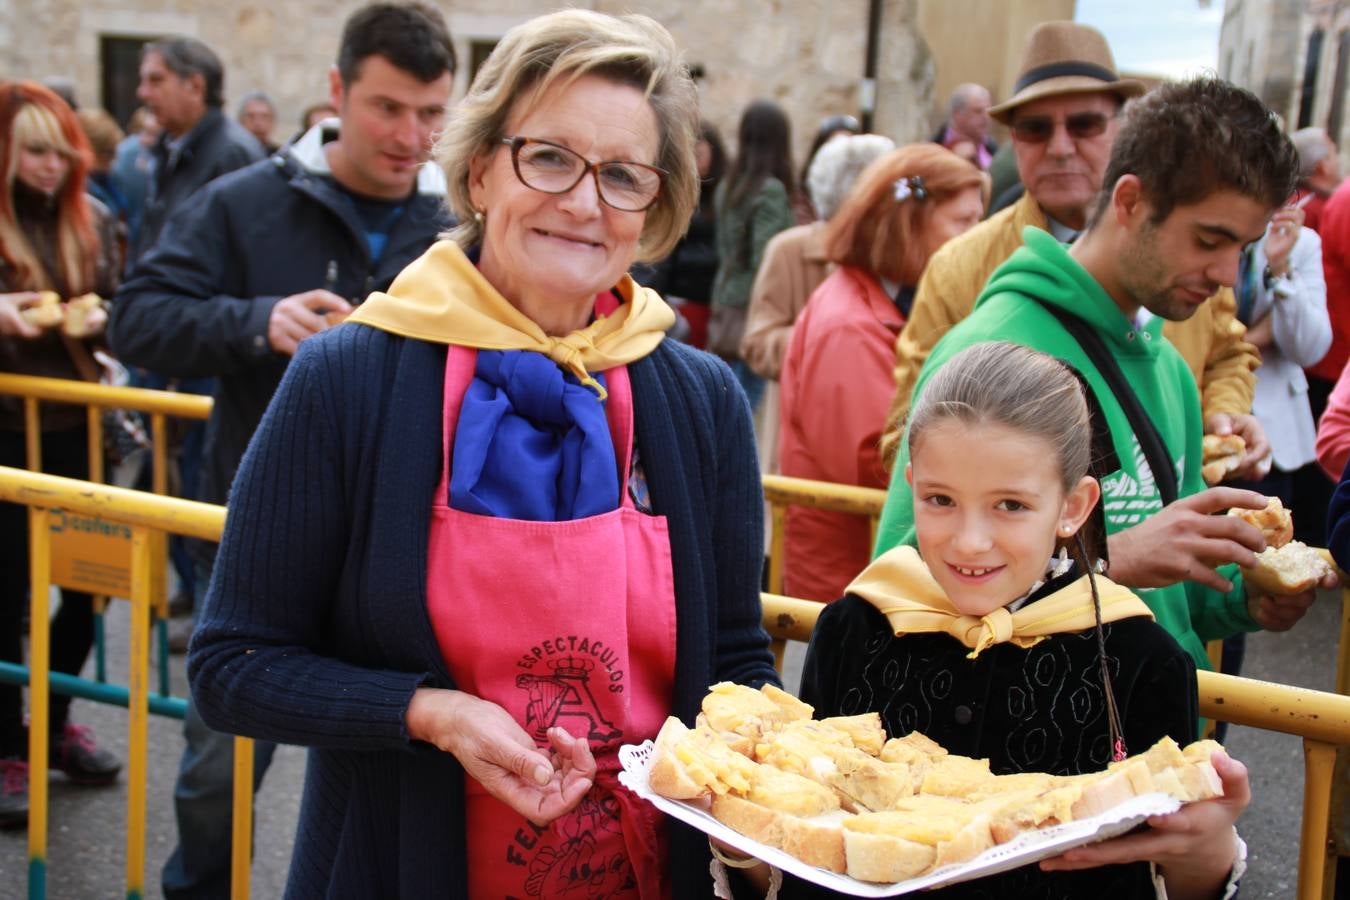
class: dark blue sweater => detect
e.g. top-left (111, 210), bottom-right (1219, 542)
top-left (1329, 458), bottom-right (1350, 572)
top-left (188, 324), bottom-right (778, 898)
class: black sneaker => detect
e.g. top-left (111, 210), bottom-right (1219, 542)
top-left (0, 758), bottom-right (27, 828)
top-left (167, 590), bottom-right (194, 619)
top-left (49, 724), bottom-right (121, 786)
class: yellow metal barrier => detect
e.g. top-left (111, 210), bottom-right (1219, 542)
top-left (6, 461), bottom-right (1350, 897)
top-left (0, 373), bottom-right (216, 696)
top-left (0, 467), bottom-right (233, 900)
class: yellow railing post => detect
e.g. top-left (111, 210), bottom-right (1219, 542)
top-left (27, 507), bottom-right (51, 895)
top-left (23, 397), bottom-right (40, 472)
top-left (231, 737), bottom-right (254, 900)
top-left (125, 526), bottom-right (153, 898)
top-left (1305, 740), bottom-right (1338, 900)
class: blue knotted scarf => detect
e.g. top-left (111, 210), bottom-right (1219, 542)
top-left (449, 349), bottom-right (618, 521)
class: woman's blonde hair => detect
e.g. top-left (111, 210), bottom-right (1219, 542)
top-left (437, 9), bottom-right (699, 262)
top-left (0, 82), bottom-right (98, 294)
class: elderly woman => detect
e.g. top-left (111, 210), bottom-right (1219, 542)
top-left (778, 144), bottom-right (986, 604)
top-left (740, 133), bottom-right (896, 382)
top-left (188, 11), bottom-right (776, 897)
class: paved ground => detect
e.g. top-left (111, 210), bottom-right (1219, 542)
top-left (0, 588), bottom-right (1342, 898)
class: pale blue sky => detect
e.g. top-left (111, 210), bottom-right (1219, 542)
top-left (1076, 0), bottom-right (1223, 79)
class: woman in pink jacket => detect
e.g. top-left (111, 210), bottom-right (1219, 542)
top-left (779, 144), bottom-right (985, 603)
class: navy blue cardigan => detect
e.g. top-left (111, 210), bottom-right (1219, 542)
top-left (188, 324), bottom-right (779, 898)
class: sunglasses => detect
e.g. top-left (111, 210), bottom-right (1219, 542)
top-left (1010, 111), bottom-right (1113, 144)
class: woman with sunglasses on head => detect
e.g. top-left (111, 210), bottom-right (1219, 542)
top-left (186, 11), bottom-right (778, 897)
top-left (0, 82), bottom-right (123, 827)
top-left (779, 144), bottom-right (986, 605)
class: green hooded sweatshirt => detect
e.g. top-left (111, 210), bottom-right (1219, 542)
top-left (874, 227), bottom-right (1257, 672)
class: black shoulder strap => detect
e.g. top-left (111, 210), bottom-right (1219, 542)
top-left (1035, 302), bottom-right (1179, 506)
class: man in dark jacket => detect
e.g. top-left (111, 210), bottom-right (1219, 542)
top-left (133, 36), bottom-right (264, 262)
top-left (109, 4), bottom-right (456, 897)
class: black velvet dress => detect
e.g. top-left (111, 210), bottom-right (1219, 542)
top-left (779, 568), bottom-right (1198, 900)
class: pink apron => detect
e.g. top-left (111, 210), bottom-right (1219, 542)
top-left (427, 341), bottom-right (677, 900)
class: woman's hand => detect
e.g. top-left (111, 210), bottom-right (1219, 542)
top-left (405, 687), bottom-right (595, 825)
top-left (0, 292), bottom-right (42, 339)
top-left (1040, 750), bottom-right (1249, 900)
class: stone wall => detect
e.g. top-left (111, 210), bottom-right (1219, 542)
top-left (0, 0), bottom-right (938, 174)
top-left (916, 0), bottom-right (1075, 128)
top-left (1220, 0), bottom-right (1350, 170)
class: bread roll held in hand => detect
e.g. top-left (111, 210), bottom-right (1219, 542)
top-left (1202, 434), bottom-right (1246, 485)
top-left (20, 290), bottom-right (63, 328)
top-left (1229, 498), bottom-right (1332, 594)
top-left (62, 293), bottom-right (105, 338)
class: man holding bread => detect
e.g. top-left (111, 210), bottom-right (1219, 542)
top-left (108, 4), bottom-right (456, 896)
top-left (882, 22), bottom-right (1268, 482)
top-left (876, 76), bottom-right (1333, 677)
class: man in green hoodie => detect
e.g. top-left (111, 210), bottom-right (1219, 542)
top-left (875, 77), bottom-right (1331, 674)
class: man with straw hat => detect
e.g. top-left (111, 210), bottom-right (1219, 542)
top-left (882, 21), bottom-right (1266, 483)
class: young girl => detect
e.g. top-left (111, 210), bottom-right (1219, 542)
top-left (783, 341), bottom-right (1212, 898)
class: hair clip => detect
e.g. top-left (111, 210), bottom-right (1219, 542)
top-left (893, 175), bottom-right (928, 202)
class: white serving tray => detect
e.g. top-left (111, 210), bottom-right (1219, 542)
top-left (618, 741), bottom-right (1179, 897)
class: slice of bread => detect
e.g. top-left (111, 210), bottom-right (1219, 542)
top-left (701, 682), bottom-right (813, 746)
top-left (755, 720), bottom-right (915, 812)
top-left (880, 731), bottom-right (949, 765)
top-left (819, 713), bottom-right (887, 756)
top-left (1202, 434), bottom-right (1246, 485)
top-left (648, 717), bottom-right (704, 799)
top-left (21, 290), bottom-right (64, 328)
top-left (1228, 496), bottom-right (1294, 549)
top-left (919, 754), bottom-right (995, 798)
top-left (62, 292), bottom-right (103, 338)
top-left (1242, 540), bottom-right (1333, 595)
top-left (648, 717), bottom-right (756, 798)
top-left (710, 793), bottom-right (849, 873)
top-left (841, 818), bottom-right (936, 883)
top-left (846, 798), bottom-right (994, 878)
top-left (745, 760), bottom-right (841, 817)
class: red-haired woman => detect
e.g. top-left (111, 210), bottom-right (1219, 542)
top-left (779, 144), bottom-right (986, 604)
top-left (0, 81), bottom-right (122, 827)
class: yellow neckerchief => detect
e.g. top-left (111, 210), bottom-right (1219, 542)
top-left (846, 545), bottom-right (1154, 659)
top-left (346, 240), bottom-right (675, 399)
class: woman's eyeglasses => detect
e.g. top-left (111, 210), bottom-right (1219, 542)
top-left (500, 136), bottom-right (666, 212)
top-left (1009, 111), bottom-right (1113, 144)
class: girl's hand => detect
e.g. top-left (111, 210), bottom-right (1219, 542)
top-left (0, 292), bottom-right (42, 339)
top-left (1040, 751), bottom-right (1249, 900)
top-left (405, 687), bottom-right (595, 825)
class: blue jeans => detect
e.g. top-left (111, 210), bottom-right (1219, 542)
top-left (128, 370), bottom-right (213, 600)
top-left (161, 563), bottom-right (277, 900)
top-left (729, 359), bottom-right (764, 415)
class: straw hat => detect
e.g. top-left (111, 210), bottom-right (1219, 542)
top-left (989, 21), bottom-right (1147, 124)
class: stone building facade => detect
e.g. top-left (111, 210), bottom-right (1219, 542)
top-left (0, 0), bottom-right (938, 169)
top-left (1219, 0), bottom-right (1350, 164)
top-left (0, 0), bottom-right (1091, 170)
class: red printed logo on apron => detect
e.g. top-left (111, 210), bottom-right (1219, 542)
top-left (426, 343), bottom-right (676, 899)
top-left (517, 646), bottom-right (624, 744)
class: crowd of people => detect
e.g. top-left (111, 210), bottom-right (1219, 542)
top-left (3, 2), bottom-right (1350, 898)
